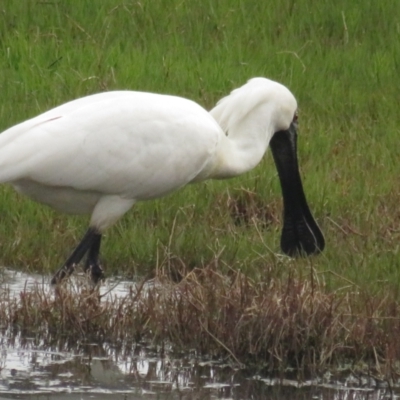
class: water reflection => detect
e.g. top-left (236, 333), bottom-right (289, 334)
top-left (0, 267), bottom-right (136, 301)
top-left (1, 337), bottom-right (397, 399)
top-left (0, 268), bottom-right (398, 399)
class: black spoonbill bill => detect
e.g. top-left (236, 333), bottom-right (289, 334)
top-left (0, 78), bottom-right (324, 284)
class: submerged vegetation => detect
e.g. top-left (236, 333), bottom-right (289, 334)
top-left (0, 0), bottom-right (400, 373)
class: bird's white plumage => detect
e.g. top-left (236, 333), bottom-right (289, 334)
top-left (0, 78), bottom-right (297, 232)
top-left (211, 78), bottom-right (297, 133)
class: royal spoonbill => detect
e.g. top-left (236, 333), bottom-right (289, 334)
top-left (0, 77), bottom-right (324, 284)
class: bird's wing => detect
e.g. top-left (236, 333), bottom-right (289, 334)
top-left (0, 91), bottom-right (221, 199)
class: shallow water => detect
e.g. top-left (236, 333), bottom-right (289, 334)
top-left (0, 268), bottom-right (399, 400)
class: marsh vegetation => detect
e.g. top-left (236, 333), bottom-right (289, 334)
top-left (0, 0), bottom-right (400, 377)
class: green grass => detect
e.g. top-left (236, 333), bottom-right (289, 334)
top-left (0, 0), bottom-right (400, 299)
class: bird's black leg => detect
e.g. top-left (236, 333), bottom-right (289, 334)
top-left (51, 227), bottom-right (100, 285)
top-left (84, 232), bottom-right (104, 284)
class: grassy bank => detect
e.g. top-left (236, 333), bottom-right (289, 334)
top-left (0, 0), bottom-right (400, 371)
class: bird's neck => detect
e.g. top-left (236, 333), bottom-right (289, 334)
top-left (209, 117), bottom-right (275, 180)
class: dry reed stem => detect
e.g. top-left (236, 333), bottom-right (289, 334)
top-left (1, 265), bottom-right (400, 376)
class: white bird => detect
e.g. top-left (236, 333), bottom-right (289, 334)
top-left (0, 77), bottom-right (324, 284)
